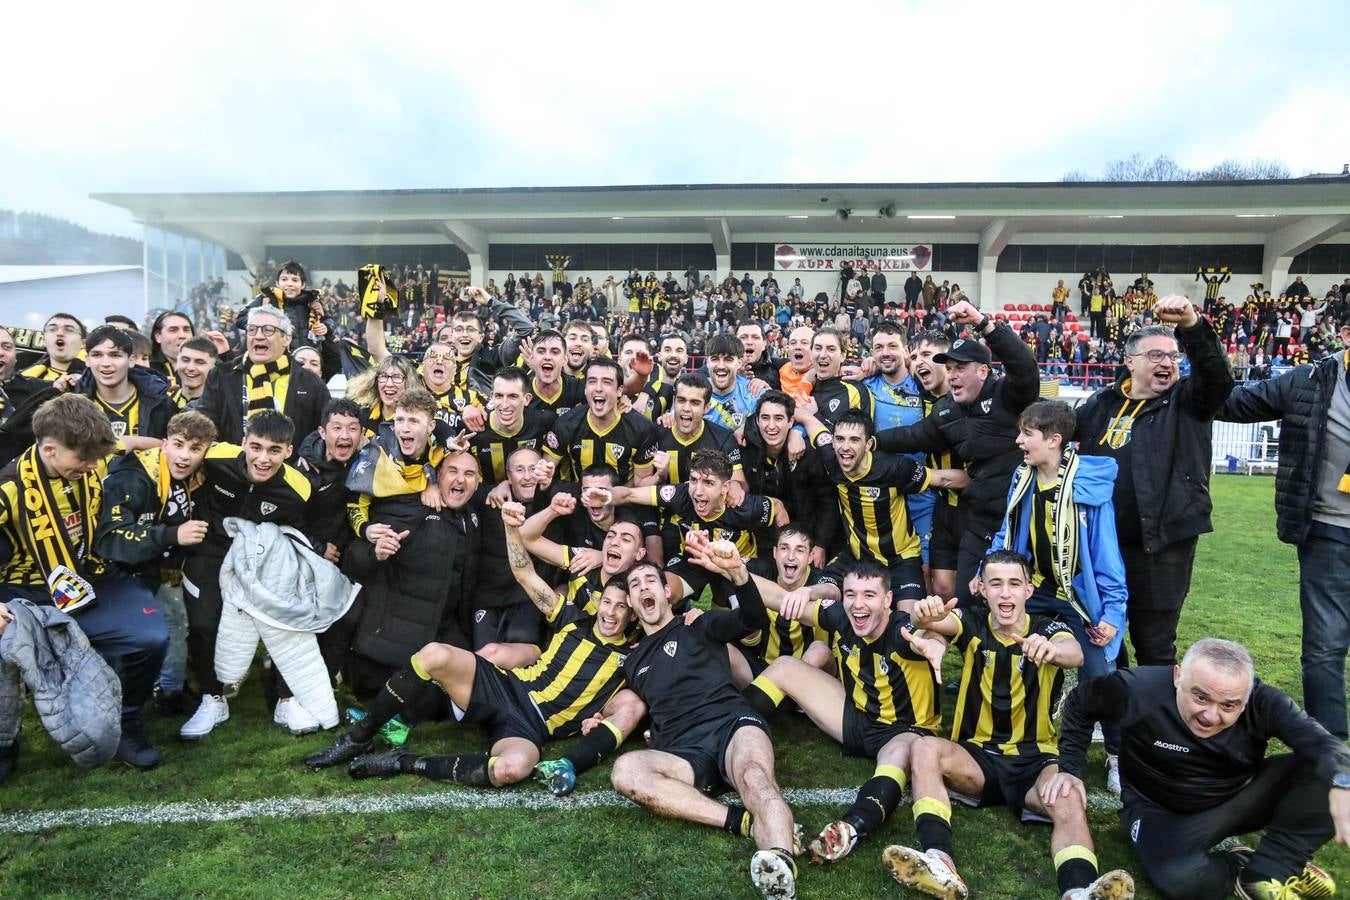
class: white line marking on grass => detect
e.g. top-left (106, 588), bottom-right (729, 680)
top-left (0, 786), bottom-right (1121, 835)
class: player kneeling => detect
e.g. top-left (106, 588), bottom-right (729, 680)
top-left (883, 551), bottom-right (1134, 900)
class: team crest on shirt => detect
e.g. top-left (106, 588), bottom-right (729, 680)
top-left (663, 640), bottom-right (678, 658)
top-left (260, 501), bottom-right (277, 516)
top-left (980, 399), bottom-right (993, 414)
top-left (609, 444), bottom-right (626, 461)
top-left (984, 649), bottom-right (997, 667)
top-left (828, 398), bottom-right (841, 412)
top-left (545, 431), bottom-right (559, 450)
top-left (475, 609), bottom-right (487, 623)
top-left (659, 485), bottom-right (678, 503)
top-left (859, 487), bottom-right (881, 500)
top-left (877, 657), bottom-right (890, 676)
top-left (110, 421), bottom-right (127, 438)
top-left (521, 439), bottom-right (536, 450)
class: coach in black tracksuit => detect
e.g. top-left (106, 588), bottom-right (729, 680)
top-left (1058, 642), bottom-right (1350, 899)
top-left (1074, 299), bottom-right (1233, 667)
top-left (873, 305), bottom-right (1040, 605)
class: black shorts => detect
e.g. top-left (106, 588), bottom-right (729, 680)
top-left (659, 709), bottom-right (771, 795)
top-left (471, 603), bottom-right (545, 650)
top-left (826, 553), bottom-right (925, 602)
top-left (728, 642), bottom-right (770, 678)
top-left (842, 705), bottom-right (933, 758)
top-left (456, 656), bottom-right (549, 749)
top-left (928, 501), bottom-right (961, 572)
top-left (953, 741), bottom-right (1057, 822)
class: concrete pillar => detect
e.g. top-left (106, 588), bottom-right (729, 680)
top-left (437, 220), bottom-right (490, 287)
top-left (1261, 214), bottom-right (1350, 295)
top-left (976, 218), bottom-right (1017, 311)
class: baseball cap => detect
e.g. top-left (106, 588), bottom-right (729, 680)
top-left (934, 338), bottom-right (992, 365)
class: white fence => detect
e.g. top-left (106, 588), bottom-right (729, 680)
top-left (1211, 420), bottom-right (1280, 474)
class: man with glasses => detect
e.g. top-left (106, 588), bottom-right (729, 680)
top-left (1075, 297), bottom-right (1234, 668)
top-left (434, 287), bottom-right (533, 395)
top-left (22, 313), bottom-right (86, 381)
top-left (198, 307), bottom-right (330, 453)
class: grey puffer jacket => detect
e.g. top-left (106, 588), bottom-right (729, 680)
top-left (0, 598), bottom-right (122, 767)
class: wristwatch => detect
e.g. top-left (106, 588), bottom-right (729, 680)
top-left (1333, 772), bottom-right (1350, 790)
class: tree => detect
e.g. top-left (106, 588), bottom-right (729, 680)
top-left (1064, 154), bottom-right (1291, 182)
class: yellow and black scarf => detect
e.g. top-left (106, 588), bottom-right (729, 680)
top-left (16, 445), bottom-right (101, 611)
top-left (1001, 447), bottom-right (1086, 623)
top-left (133, 447), bottom-right (196, 522)
top-left (244, 356), bottom-right (289, 433)
top-left (358, 264), bottom-right (400, 319)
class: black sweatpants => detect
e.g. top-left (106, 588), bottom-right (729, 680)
top-left (1122, 754), bottom-right (1334, 898)
top-left (182, 554), bottom-right (226, 695)
top-left (1117, 538), bottom-right (1197, 667)
top-left (955, 521), bottom-right (997, 609)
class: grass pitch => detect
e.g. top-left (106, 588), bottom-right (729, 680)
top-left (0, 475), bottom-right (1345, 898)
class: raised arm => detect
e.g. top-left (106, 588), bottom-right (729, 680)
top-left (502, 501), bottom-right (564, 619)
top-left (517, 491), bottom-right (576, 568)
top-left (365, 315), bottom-right (389, 364)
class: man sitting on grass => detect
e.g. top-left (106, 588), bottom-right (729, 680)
top-left (882, 551), bottom-right (1134, 900)
top-left (303, 501), bottom-right (643, 795)
top-left (1057, 637), bottom-right (1348, 900)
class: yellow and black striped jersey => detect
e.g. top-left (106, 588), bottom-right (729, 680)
top-left (512, 599), bottom-right (630, 738)
top-left (543, 408), bottom-right (658, 483)
top-left (922, 394), bottom-right (963, 507)
top-left (652, 482), bottom-right (775, 559)
top-left (738, 558), bottom-right (835, 665)
top-left (1028, 478), bottom-right (1063, 597)
top-left (429, 385), bottom-right (485, 434)
top-left (469, 407), bottom-right (557, 484)
top-left (95, 392), bottom-right (143, 442)
top-left (656, 420), bottom-right (741, 485)
top-left (818, 444), bottom-right (929, 562)
top-left (950, 611), bottom-right (1074, 756)
top-left (810, 377), bottom-right (874, 429)
top-left (816, 602), bottom-right (940, 732)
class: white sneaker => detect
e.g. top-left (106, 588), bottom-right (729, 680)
top-left (272, 699), bottom-right (290, 728)
top-left (1091, 722), bottom-right (1104, 743)
top-left (1061, 868), bottom-right (1135, 899)
top-left (283, 699), bottom-right (322, 736)
top-left (180, 694), bottom-right (229, 741)
top-left (1105, 755), bottom-right (1121, 796)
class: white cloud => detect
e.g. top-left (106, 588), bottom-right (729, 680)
top-left (1, 0), bottom-right (1344, 238)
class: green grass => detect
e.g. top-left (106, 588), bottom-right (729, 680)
top-left (0, 475), bottom-right (1345, 898)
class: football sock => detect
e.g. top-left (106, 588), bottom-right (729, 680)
top-left (724, 804), bottom-right (753, 837)
top-left (1054, 846), bottom-right (1098, 894)
top-left (843, 764), bottom-right (906, 837)
top-left (352, 657), bottom-right (437, 742)
top-left (913, 796), bottom-right (956, 860)
top-left (743, 676), bottom-right (785, 719)
top-left (562, 720), bottom-right (623, 774)
top-left (419, 753), bottom-right (492, 786)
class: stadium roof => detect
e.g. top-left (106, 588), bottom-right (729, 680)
top-left (94, 178), bottom-right (1350, 255)
top-left (0, 265), bottom-right (141, 285)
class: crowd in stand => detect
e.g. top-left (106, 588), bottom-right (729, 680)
top-left (2, 257), bottom-right (1347, 900)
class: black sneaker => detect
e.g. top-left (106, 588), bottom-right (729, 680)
top-left (154, 688), bottom-right (199, 716)
top-left (116, 719), bottom-right (161, 769)
top-left (303, 732), bottom-right (373, 769)
top-left (0, 741), bottom-right (18, 783)
top-left (348, 751), bottom-right (417, 779)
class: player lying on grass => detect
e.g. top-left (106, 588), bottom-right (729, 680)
top-left (609, 533), bottom-right (800, 900)
top-left (882, 551), bottom-right (1135, 900)
top-left (693, 543), bottom-right (945, 865)
top-left (303, 500), bottom-right (643, 793)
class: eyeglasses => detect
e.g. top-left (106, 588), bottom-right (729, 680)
top-left (246, 324), bottom-right (284, 337)
top-left (45, 323), bottom-right (81, 335)
top-left (449, 325), bottom-right (482, 335)
top-left (423, 351), bottom-right (454, 362)
top-left (377, 372), bottom-right (407, 384)
top-left (1132, 349), bottom-right (1183, 363)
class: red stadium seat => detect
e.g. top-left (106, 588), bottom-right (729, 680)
top-left (1065, 314), bottom-right (1077, 322)
top-left (1030, 304), bottom-right (1044, 312)
top-left (1004, 303), bottom-right (1018, 311)
top-left (1017, 304), bottom-right (1030, 311)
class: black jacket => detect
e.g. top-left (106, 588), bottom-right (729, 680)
top-left (1216, 350), bottom-right (1346, 545)
top-left (342, 494), bottom-right (480, 666)
top-left (875, 323), bottom-right (1041, 537)
top-left (197, 357), bottom-right (331, 453)
top-left (196, 443), bottom-right (316, 556)
top-left (296, 430), bottom-right (357, 557)
top-left (739, 420), bottom-right (840, 554)
top-left (1076, 317), bottom-right (1234, 553)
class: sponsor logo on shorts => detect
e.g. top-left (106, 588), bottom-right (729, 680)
top-left (636, 665), bottom-right (650, 677)
top-left (1129, 818), bottom-right (1141, 842)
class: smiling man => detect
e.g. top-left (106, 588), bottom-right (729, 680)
top-left (49, 325), bottom-right (176, 453)
top-left (1057, 638), bottom-right (1348, 900)
top-left (525, 330), bottom-right (586, 414)
top-left (656, 373), bottom-right (743, 486)
top-left (179, 410), bottom-right (316, 740)
top-left (808, 327), bottom-right (873, 429)
top-left (469, 367), bottom-right (556, 485)
top-left (1074, 296), bottom-right (1234, 669)
top-left (610, 544), bottom-right (801, 900)
top-left (883, 552), bottom-right (1134, 900)
top-left (544, 357), bottom-right (659, 484)
top-left (198, 306), bottom-right (330, 453)
top-left (171, 336), bottom-right (219, 407)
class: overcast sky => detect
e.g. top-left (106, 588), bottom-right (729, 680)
top-left (5, 0), bottom-right (1347, 237)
